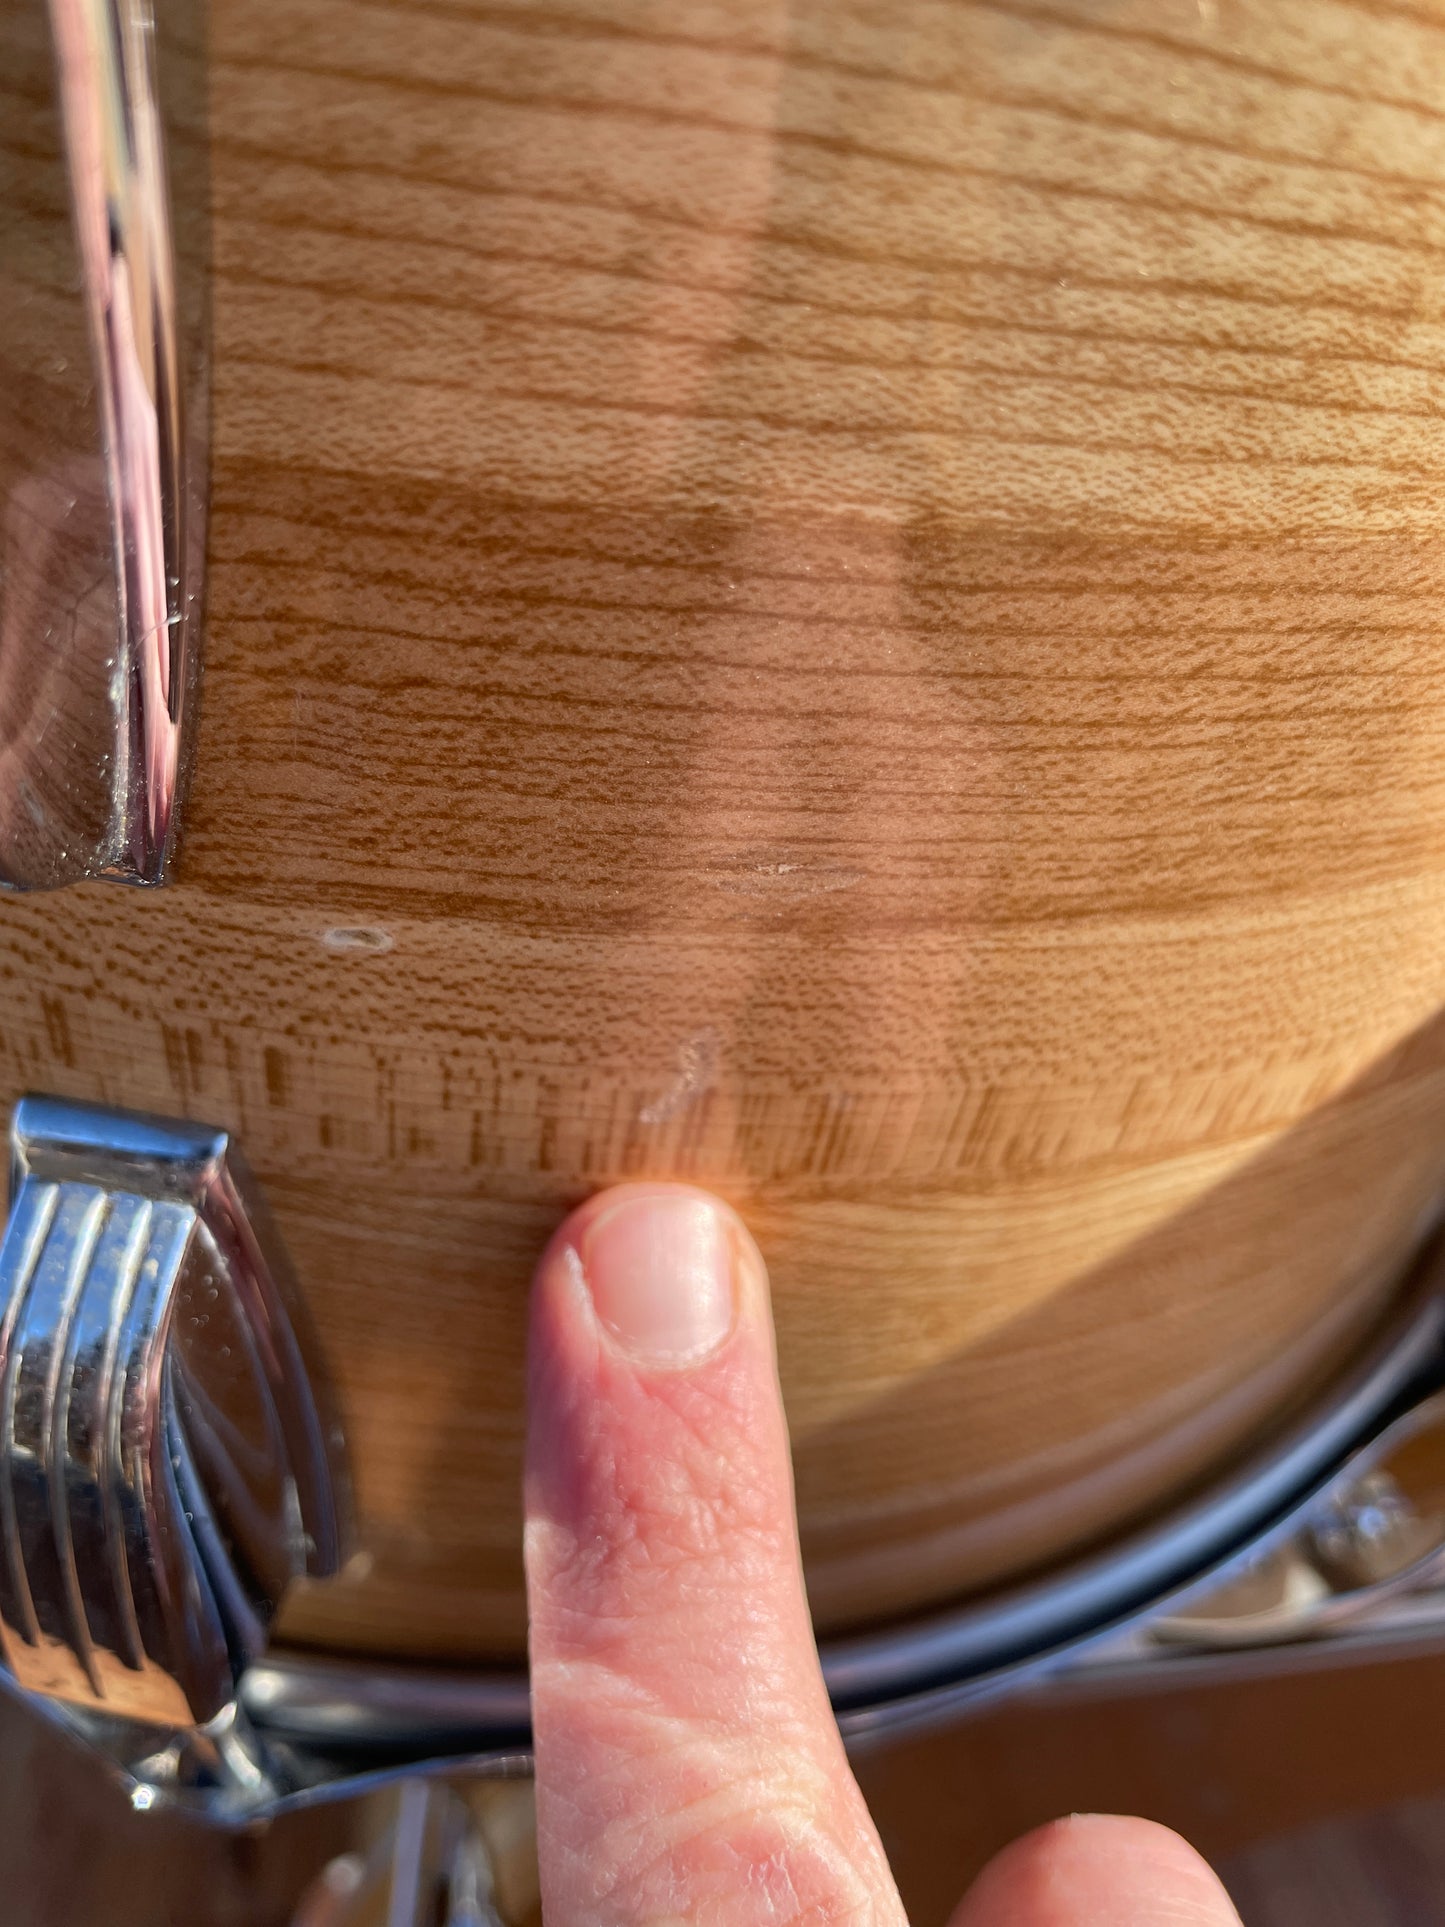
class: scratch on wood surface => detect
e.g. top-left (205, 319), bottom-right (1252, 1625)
top-left (639, 1027), bottom-right (720, 1124)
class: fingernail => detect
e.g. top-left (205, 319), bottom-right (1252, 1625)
top-left (577, 1190), bottom-right (737, 1366)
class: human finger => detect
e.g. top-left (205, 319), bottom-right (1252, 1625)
top-left (949, 1814), bottom-right (1244, 1926)
top-left (524, 1181), bottom-right (908, 1927)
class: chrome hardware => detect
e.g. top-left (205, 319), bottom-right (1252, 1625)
top-left (293, 1780), bottom-right (525, 1927)
top-left (0, 0), bottom-right (204, 890)
top-left (1308, 1457), bottom-right (1445, 1590)
top-left (1130, 1392), bottom-right (1445, 1650)
top-left (0, 1096), bottom-right (346, 1810)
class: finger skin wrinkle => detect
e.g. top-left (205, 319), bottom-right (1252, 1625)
top-left (527, 1339), bottom-right (814, 1706)
top-left (531, 1526), bottom-right (820, 1680)
top-left (529, 1480), bottom-right (795, 1614)
top-left (532, 1347), bottom-right (791, 1561)
top-left (534, 1648), bottom-right (823, 1747)
top-left (534, 1663), bottom-right (822, 1789)
top-left (534, 1676), bottom-right (900, 1927)
top-left (542, 1786), bottom-right (899, 1927)
top-left (532, 1653), bottom-right (846, 1850)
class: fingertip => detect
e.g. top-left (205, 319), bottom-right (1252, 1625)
top-left (534, 1183), bottom-right (766, 1289)
top-left (529, 1181), bottom-right (770, 1369)
top-left (951, 1815), bottom-right (1242, 1927)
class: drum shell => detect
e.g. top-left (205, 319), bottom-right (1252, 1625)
top-left (5, 0), bottom-right (1445, 1661)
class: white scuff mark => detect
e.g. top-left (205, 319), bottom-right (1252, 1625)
top-left (321, 926), bottom-right (395, 956)
top-left (17, 780), bottom-right (45, 829)
top-left (711, 857), bottom-right (865, 900)
top-left (639, 1027), bottom-right (720, 1125)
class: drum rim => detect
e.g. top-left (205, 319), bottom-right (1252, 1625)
top-left (243, 1234), bottom-right (1445, 1763)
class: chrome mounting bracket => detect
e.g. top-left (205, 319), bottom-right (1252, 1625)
top-left (0, 1096), bottom-right (348, 1820)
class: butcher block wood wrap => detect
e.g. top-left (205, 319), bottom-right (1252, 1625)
top-left (6, 0), bottom-right (1445, 1657)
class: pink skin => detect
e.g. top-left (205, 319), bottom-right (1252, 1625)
top-left (525, 1183), bottom-right (1243, 1927)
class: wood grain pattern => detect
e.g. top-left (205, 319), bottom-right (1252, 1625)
top-left (9, 0), bottom-right (1445, 1659)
